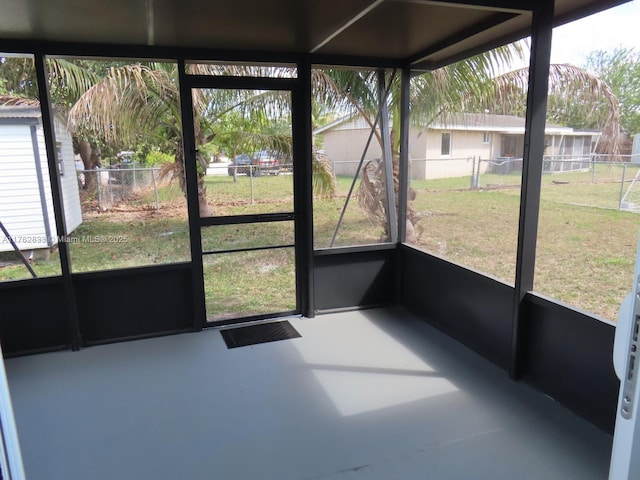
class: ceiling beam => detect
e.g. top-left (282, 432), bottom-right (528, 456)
top-left (410, 27), bottom-right (528, 71)
top-left (408, 11), bottom-right (518, 66)
top-left (388, 0), bottom-right (534, 13)
top-left (310, 0), bottom-right (385, 53)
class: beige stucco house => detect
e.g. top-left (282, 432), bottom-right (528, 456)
top-left (316, 113), bottom-right (600, 180)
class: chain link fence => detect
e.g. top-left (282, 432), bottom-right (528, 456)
top-left (404, 154), bottom-right (640, 212)
top-left (78, 164), bottom-right (185, 211)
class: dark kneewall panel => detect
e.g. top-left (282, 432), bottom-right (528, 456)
top-left (0, 278), bottom-right (71, 356)
top-left (400, 245), bottom-right (513, 371)
top-left (314, 247), bottom-right (396, 312)
top-left (74, 263), bottom-right (194, 344)
top-left (522, 293), bottom-right (619, 433)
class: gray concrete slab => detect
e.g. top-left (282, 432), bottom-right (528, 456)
top-left (5, 307), bottom-right (612, 480)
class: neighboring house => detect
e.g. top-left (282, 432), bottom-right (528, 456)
top-left (316, 113), bottom-right (600, 179)
top-left (0, 105), bottom-right (82, 253)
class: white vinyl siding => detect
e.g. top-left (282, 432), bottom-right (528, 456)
top-left (0, 124), bottom-right (51, 250)
top-left (52, 117), bottom-right (82, 233)
top-left (0, 118), bottom-right (82, 253)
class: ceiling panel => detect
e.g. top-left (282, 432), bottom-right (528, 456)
top-left (0, 0), bottom-right (631, 67)
top-left (321, 2), bottom-right (500, 58)
top-left (414, 12), bottom-right (532, 68)
top-left (153, 0), bottom-right (303, 51)
top-left (24, 0), bottom-right (149, 45)
top-left (313, 2), bottom-right (499, 58)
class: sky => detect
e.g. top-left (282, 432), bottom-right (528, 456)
top-left (550, 0), bottom-right (640, 66)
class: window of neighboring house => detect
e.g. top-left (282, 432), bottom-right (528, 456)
top-left (441, 132), bottom-right (451, 156)
top-left (573, 137), bottom-right (584, 158)
top-left (482, 132), bottom-right (491, 144)
top-left (560, 136), bottom-right (574, 157)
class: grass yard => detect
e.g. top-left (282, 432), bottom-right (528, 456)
top-left (1, 168), bottom-right (638, 321)
top-left (409, 169), bottom-right (640, 320)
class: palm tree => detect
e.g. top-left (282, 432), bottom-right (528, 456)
top-left (312, 45), bottom-right (529, 243)
top-left (477, 64), bottom-right (622, 156)
top-left (1, 53), bottom-right (622, 228)
top-left (66, 63), bottom-right (211, 213)
top-left (67, 62), bottom-right (342, 215)
top-left (313, 46), bottom-right (623, 244)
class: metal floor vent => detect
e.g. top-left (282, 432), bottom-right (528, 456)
top-left (220, 320), bottom-right (301, 349)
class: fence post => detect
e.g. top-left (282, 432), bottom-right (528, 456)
top-left (476, 155), bottom-right (482, 188)
top-left (249, 165), bottom-right (255, 205)
top-left (97, 169), bottom-right (102, 209)
top-left (619, 164), bottom-right (627, 209)
top-left (151, 168), bottom-right (159, 211)
top-left (591, 155), bottom-right (596, 184)
top-left (470, 156), bottom-right (476, 189)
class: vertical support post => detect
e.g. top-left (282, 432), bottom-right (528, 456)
top-left (34, 52), bottom-right (82, 350)
top-left (620, 164), bottom-right (627, 209)
top-left (378, 69), bottom-right (398, 244)
top-left (30, 125), bottom-right (53, 247)
top-left (293, 55), bottom-right (315, 317)
top-left (397, 67), bottom-right (411, 244)
top-left (178, 59), bottom-right (206, 330)
top-left (510, 0), bottom-right (554, 380)
top-left (396, 66), bottom-right (411, 304)
top-left (476, 155), bottom-right (482, 189)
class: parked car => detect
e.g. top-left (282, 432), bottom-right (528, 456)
top-left (252, 151), bottom-right (280, 176)
top-left (227, 154), bottom-right (253, 176)
top-left (227, 151), bottom-right (280, 176)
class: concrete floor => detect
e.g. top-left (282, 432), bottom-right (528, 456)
top-left (5, 307), bottom-right (613, 480)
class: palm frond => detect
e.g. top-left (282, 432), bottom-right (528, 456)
top-left (67, 63), bottom-right (180, 148)
top-left (312, 150), bottom-right (337, 199)
top-left (356, 159), bottom-right (387, 227)
top-left (0, 95), bottom-right (40, 107)
top-left (46, 58), bottom-right (99, 107)
top-left (470, 64), bottom-right (622, 156)
top-left (411, 41), bottom-right (528, 126)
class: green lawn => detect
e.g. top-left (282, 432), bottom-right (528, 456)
top-left (1, 169), bottom-right (638, 321)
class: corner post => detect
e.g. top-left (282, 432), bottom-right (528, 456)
top-left (510, 0), bottom-right (554, 379)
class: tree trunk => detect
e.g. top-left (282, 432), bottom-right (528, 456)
top-left (78, 140), bottom-right (102, 192)
top-left (174, 141), bottom-right (211, 217)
